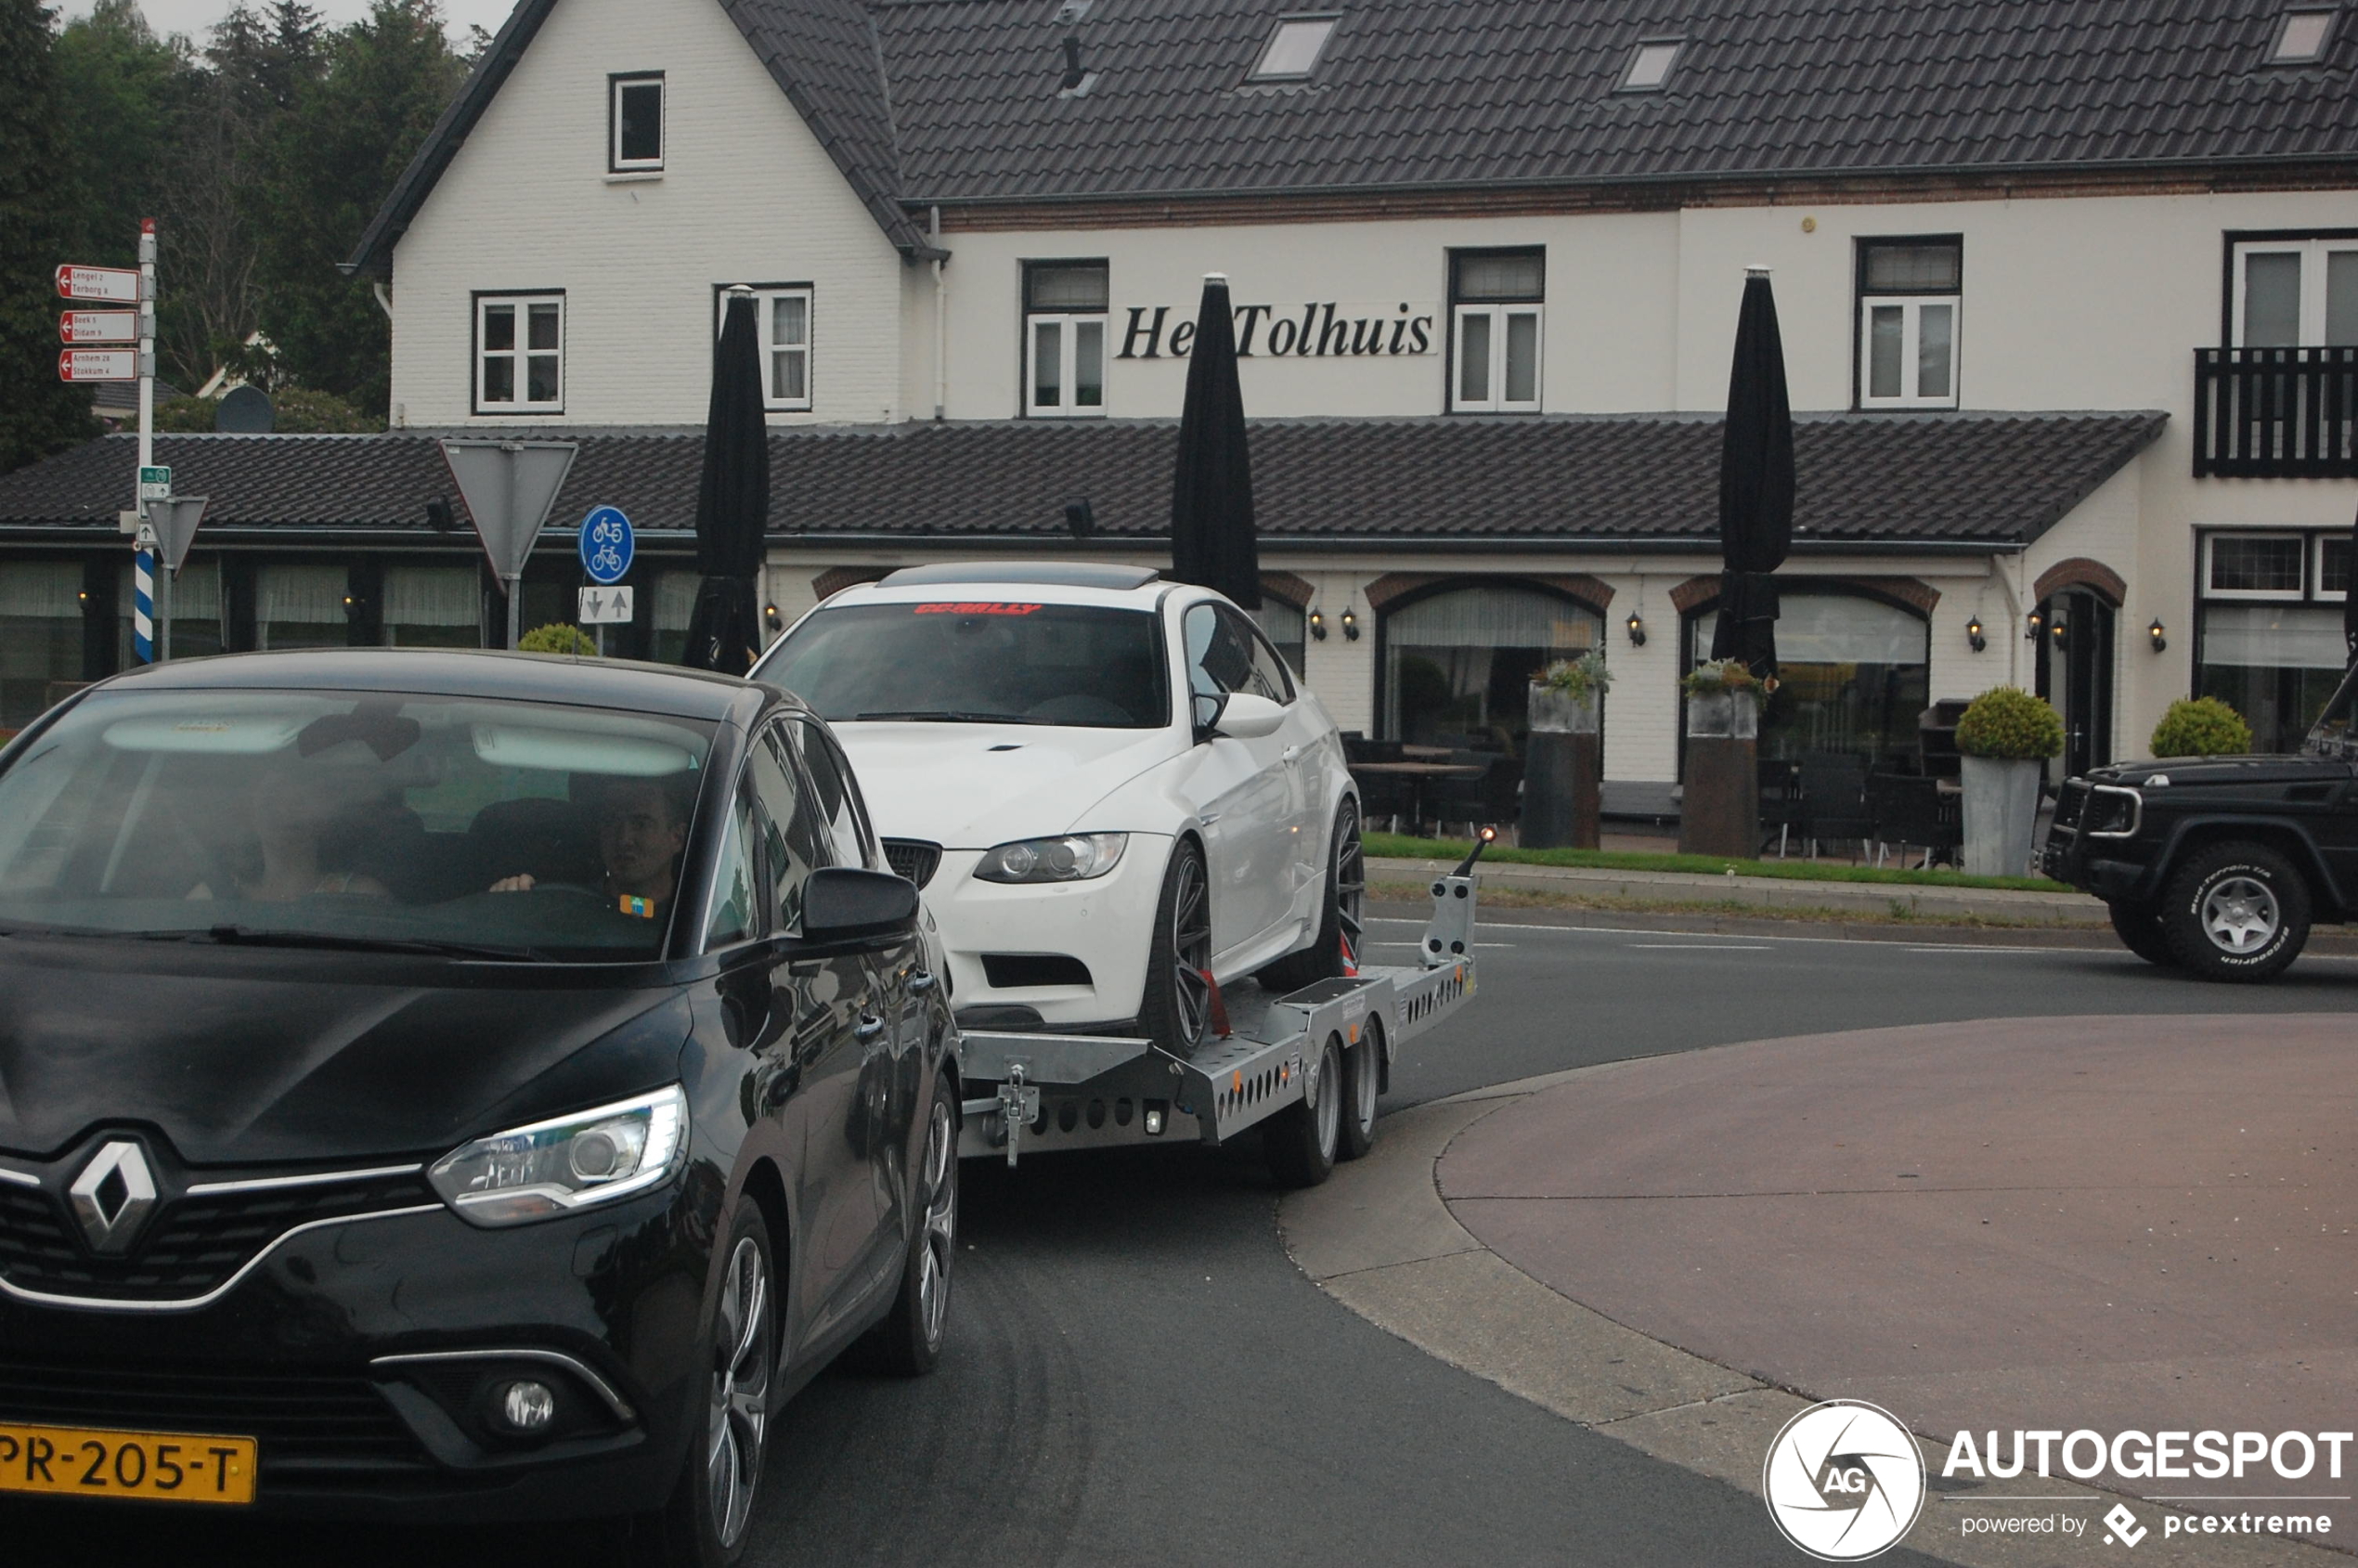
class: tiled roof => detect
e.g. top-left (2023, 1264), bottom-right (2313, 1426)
top-left (0, 413), bottom-right (2165, 551)
top-left (874, 0), bottom-right (2358, 203)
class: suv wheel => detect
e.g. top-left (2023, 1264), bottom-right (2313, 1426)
top-left (2105, 899), bottom-right (2177, 968)
top-left (2159, 841), bottom-right (2312, 983)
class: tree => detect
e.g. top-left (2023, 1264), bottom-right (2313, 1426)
top-left (0, 0), bottom-right (100, 472)
top-left (255, 0), bottom-right (466, 415)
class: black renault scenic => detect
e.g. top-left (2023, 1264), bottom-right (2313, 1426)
top-left (0, 649), bottom-right (959, 1565)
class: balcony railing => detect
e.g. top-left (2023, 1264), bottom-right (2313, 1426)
top-left (2193, 346), bottom-right (2358, 478)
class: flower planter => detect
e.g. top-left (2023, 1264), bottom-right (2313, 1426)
top-left (1960, 755), bottom-right (2042, 877)
top-left (1524, 682), bottom-right (1600, 849)
top-left (1678, 690), bottom-right (1761, 858)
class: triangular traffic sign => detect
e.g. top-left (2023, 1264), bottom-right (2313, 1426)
top-left (438, 440), bottom-right (578, 580)
top-left (145, 496), bottom-right (209, 573)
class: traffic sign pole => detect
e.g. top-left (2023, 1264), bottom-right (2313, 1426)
top-left (136, 220), bottom-right (157, 661)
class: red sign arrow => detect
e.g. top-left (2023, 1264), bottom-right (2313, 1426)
top-left (54, 265), bottom-right (141, 304)
top-left (59, 311), bottom-right (139, 344)
top-left (58, 348), bottom-right (139, 382)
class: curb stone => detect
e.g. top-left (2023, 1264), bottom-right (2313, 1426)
top-left (1277, 1057), bottom-right (2352, 1567)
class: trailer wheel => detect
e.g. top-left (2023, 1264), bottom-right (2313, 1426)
top-left (1265, 1032), bottom-right (1342, 1188)
top-left (1337, 1017), bottom-right (1381, 1161)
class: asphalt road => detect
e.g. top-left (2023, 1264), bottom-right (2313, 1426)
top-left (9, 910), bottom-right (2349, 1566)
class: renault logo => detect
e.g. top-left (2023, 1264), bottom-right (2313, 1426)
top-left (68, 1141), bottom-right (158, 1255)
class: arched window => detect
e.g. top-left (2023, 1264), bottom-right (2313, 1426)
top-left (1687, 589), bottom-right (1929, 766)
top-left (1381, 582), bottom-right (1602, 750)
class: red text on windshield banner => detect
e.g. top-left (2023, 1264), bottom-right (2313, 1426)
top-left (912, 603), bottom-right (1045, 616)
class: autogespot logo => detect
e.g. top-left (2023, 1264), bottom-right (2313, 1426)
top-left (1764, 1400), bottom-right (1928, 1561)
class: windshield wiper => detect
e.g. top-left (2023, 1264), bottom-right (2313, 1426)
top-left (188, 926), bottom-right (554, 962)
top-left (851, 710), bottom-right (1048, 724)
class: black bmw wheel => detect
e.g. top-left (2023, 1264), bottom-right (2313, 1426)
top-left (1139, 839), bottom-right (1214, 1055)
top-left (861, 1070), bottom-right (959, 1376)
top-left (1259, 797), bottom-right (1367, 994)
top-left (642, 1199), bottom-right (775, 1567)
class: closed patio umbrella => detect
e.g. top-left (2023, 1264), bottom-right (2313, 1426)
top-left (683, 287), bottom-right (768, 675)
top-left (2346, 502), bottom-right (2357, 659)
top-left (1170, 273), bottom-right (1259, 609)
top-left (1711, 266), bottom-right (1795, 680)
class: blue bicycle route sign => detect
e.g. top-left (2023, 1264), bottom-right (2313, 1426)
top-left (578, 505), bottom-right (633, 585)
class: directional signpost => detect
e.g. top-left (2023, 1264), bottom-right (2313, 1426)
top-left (440, 440), bottom-right (579, 649)
top-left (55, 265), bottom-right (141, 304)
top-left (577, 505), bottom-right (634, 654)
top-left (58, 226), bottom-right (163, 659)
top-left (58, 350), bottom-right (139, 382)
top-left (59, 311), bottom-right (139, 343)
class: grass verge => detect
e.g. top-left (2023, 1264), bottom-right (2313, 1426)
top-left (1368, 880), bottom-right (2105, 929)
top-left (1366, 832), bottom-right (2068, 893)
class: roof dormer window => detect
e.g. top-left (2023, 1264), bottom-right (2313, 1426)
top-left (1250, 15), bottom-right (1337, 81)
top-left (1616, 38), bottom-right (1682, 92)
top-left (2268, 7), bottom-right (2336, 61)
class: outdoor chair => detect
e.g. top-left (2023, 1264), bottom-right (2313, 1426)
top-left (1795, 753), bottom-right (1874, 861)
top-left (1351, 767), bottom-right (1416, 835)
top-left (1757, 758), bottom-right (1803, 858)
top-left (1867, 771), bottom-right (1963, 869)
top-left (1424, 756), bottom-right (1498, 840)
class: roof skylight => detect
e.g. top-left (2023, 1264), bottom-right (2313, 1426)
top-left (1250, 16), bottom-right (1338, 81)
top-left (1617, 38), bottom-right (1682, 92)
top-left (2269, 8), bottom-right (2335, 61)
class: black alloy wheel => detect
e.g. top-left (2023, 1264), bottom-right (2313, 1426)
top-left (1139, 840), bottom-right (1214, 1055)
top-left (1264, 1031), bottom-right (1343, 1188)
top-left (1259, 797), bottom-right (1367, 993)
top-left (861, 1071), bottom-right (959, 1376)
top-left (2159, 840), bottom-right (2312, 983)
top-left (2105, 899), bottom-right (2177, 967)
top-left (1338, 1013), bottom-right (1382, 1161)
top-left (642, 1198), bottom-right (775, 1567)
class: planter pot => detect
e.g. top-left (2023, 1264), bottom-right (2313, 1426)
top-left (1684, 688), bottom-right (1759, 740)
top-left (1678, 691), bottom-right (1761, 858)
top-left (1960, 754), bottom-right (2043, 877)
top-left (1524, 682), bottom-right (1601, 849)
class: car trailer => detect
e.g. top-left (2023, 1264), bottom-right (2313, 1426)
top-left (956, 835), bottom-right (1492, 1186)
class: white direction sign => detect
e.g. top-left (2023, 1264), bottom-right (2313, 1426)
top-left (55, 265), bottom-right (142, 303)
top-left (59, 311), bottom-right (139, 343)
top-left (58, 349), bottom-right (138, 382)
top-left (578, 585), bottom-right (635, 625)
top-left (138, 466), bottom-right (171, 500)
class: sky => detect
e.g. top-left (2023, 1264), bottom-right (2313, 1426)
top-left (56, 0), bottom-right (520, 44)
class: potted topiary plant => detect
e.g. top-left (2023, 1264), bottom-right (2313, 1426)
top-left (1953, 685), bottom-right (2063, 875)
top-left (1530, 651), bottom-right (1611, 733)
top-left (517, 623), bottom-right (598, 656)
top-left (1678, 659), bottom-right (1766, 856)
top-left (1525, 652), bottom-right (1611, 848)
top-left (2149, 695), bottom-right (2252, 758)
top-left (1680, 658), bottom-right (1764, 739)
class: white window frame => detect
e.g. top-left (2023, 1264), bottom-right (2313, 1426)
top-left (2315, 533), bottom-right (2350, 603)
top-left (1025, 313), bottom-right (1107, 418)
top-left (1857, 296), bottom-right (1960, 409)
top-left (2231, 238), bottom-right (2358, 346)
top-left (1248, 14), bottom-right (1338, 81)
top-left (2203, 531), bottom-right (2311, 602)
top-left (609, 73), bottom-right (664, 173)
top-left (474, 293), bottom-right (564, 414)
top-left (719, 286), bottom-right (812, 412)
top-left (1449, 305), bottom-right (1543, 413)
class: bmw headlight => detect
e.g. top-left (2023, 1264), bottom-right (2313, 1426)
top-left (972, 832), bottom-right (1128, 884)
top-left (428, 1085), bottom-right (689, 1227)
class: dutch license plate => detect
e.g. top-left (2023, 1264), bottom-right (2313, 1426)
top-left (0, 1421), bottom-right (256, 1505)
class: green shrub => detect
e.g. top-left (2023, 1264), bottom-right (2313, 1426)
top-left (1538, 650), bottom-right (1612, 700)
top-left (1681, 658), bottom-right (1763, 696)
top-left (2149, 696), bottom-right (2252, 758)
top-left (517, 623), bottom-right (597, 656)
top-left (150, 387), bottom-right (382, 434)
top-left (1954, 685), bottom-right (2064, 759)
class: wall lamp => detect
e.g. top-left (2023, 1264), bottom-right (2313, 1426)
top-left (1341, 607), bottom-right (1360, 641)
top-left (2147, 617), bottom-right (2167, 654)
top-left (1966, 616), bottom-right (1987, 653)
top-left (2025, 609), bottom-right (2044, 641)
top-left (1625, 610), bottom-right (1648, 647)
top-left (764, 603), bottom-right (784, 634)
top-left (2050, 619), bottom-right (2069, 653)
top-left (1308, 608), bottom-right (1328, 641)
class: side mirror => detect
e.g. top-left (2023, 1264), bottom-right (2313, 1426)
top-left (1191, 690), bottom-right (1226, 743)
top-left (1212, 693), bottom-right (1287, 740)
top-left (801, 866), bottom-right (918, 945)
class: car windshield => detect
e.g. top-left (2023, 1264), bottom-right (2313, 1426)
top-left (2302, 660), bottom-right (2358, 760)
top-left (758, 601), bottom-right (1169, 729)
top-left (0, 689), bottom-right (717, 961)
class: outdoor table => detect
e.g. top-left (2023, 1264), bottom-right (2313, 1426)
top-left (1398, 745), bottom-right (1457, 759)
top-left (1349, 760), bottom-right (1486, 837)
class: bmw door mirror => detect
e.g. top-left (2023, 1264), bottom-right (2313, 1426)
top-left (1212, 693), bottom-right (1286, 741)
top-left (1192, 690), bottom-right (1227, 743)
top-left (800, 866), bottom-right (920, 946)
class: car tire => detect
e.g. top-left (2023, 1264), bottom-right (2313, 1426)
top-left (1138, 838), bottom-right (1214, 1056)
top-left (2158, 841), bottom-right (2312, 983)
top-left (1258, 797), bottom-right (1366, 995)
top-left (638, 1197), bottom-right (776, 1568)
top-left (1264, 1030), bottom-right (1343, 1188)
top-left (2105, 899), bottom-right (2178, 968)
top-left (857, 1069), bottom-right (959, 1377)
top-left (1337, 1014), bottom-right (1381, 1162)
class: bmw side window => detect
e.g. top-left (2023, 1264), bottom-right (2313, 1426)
top-left (701, 789), bottom-right (763, 950)
top-left (1231, 611), bottom-right (1296, 704)
top-left (748, 726), bottom-right (833, 934)
top-left (792, 719), bottom-right (879, 870)
top-left (1184, 603), bottom-right (1260, 726)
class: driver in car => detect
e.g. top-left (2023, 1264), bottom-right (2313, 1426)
top-left (488, 776), bottom-right (689, 916)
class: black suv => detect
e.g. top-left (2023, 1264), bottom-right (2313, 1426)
top-left (2043, 662), bottom-right (2358, 982)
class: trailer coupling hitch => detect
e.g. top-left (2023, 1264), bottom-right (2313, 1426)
top-left (996, 1062), bottom-right (1042, 1168)
top-left (1421, 825), bottom-right (1495, 968)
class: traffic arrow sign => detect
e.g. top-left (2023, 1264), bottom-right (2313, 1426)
top-left (578, 585), bottom-right (635, 625)
top-left (58, 349), bottom-right (139, 382)
top-left (55, 265), bottom-right (142, 303)
top-left (60, 311), bottom-right (139, 343)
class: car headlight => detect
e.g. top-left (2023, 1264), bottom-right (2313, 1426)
top-left (428, 1085), bottom-right (689, 1227)
top-left (972, 832), bottom-right (1128, 884)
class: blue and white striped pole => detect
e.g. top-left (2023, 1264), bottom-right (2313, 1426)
top-left (133, 544), bottom-right (155, 663)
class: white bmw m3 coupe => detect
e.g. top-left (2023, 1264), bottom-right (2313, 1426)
top-left (750, 563), bottom-right (1364, 1052)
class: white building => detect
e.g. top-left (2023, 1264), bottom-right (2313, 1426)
top-left (5, 0), bottom-right (2354, 810)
